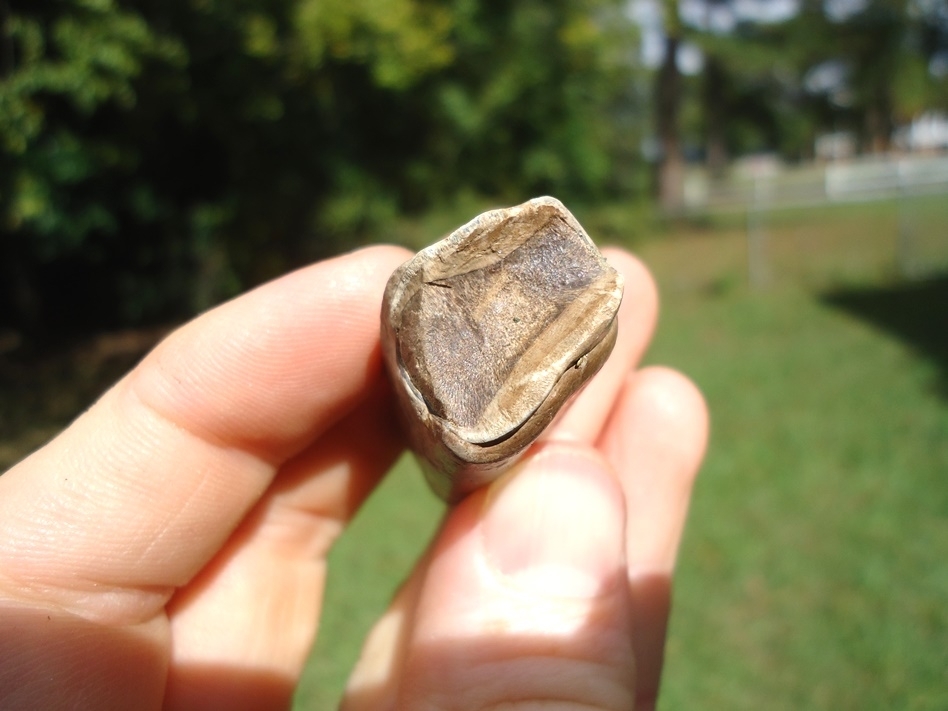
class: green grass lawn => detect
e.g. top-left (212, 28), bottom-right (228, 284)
top-left (294, 457), bottom-right (443, 709)
top-left (645, 277), bottom-right (948, 710)
top-left (295, 198), bottom-right (948, 709)
top-left (1, 197), bottom-right (944, 710)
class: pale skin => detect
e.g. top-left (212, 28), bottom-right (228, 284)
top-left (0, 245), bottom-right (708, 711)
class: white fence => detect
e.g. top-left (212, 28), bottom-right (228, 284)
top-left (687, 153), bottom-right (948, 212)
top-left (825, 155), bottom-right (948, 203)
top-left (683, 153), bottom-right (948, 286)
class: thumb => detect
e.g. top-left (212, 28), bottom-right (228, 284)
top-left (387, 444), bottom-right (635, 709)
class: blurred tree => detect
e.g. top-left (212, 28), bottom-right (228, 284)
top-left (0, 0), bottom-right (641, 339)
top-left (651, 0), bottom-right (812, 191)
top-left (677, 0), bottom-right (948, 166)
top-left (2, 0), bottom-right (942, 340)
top-left (842, 0), bottom-right (947, 151)
top-left (776, 0), bottom-right (948, 154)
top-left (654, 0), bottom-right (686, 211)
top-left (676, 0), bottom-right (816, 167)
top-left (446, 0), bottom-right (638, 199)
top-left (0, 0), bottom-right (187, 336)
top-left (751, 0), bottom-right (944, 156)
top-left (702, 51), bottom-right (727, 176)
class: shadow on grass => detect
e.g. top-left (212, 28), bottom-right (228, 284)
top-left (821, 273), bottom-right (948, 396)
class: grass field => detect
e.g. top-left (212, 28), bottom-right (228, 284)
top-left (295, 196), bottom-right (948, 709)
top-left (1, 196), bottom-right (945, 710)
top-left (643, 271), bottom-right (948, 710)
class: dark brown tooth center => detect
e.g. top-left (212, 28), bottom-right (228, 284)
top-left (399, 214), bottom-right (603, 429)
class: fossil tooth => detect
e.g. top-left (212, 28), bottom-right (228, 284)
top-left (381, 196), bottom-right (624, 502)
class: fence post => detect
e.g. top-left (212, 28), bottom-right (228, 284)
top-left (747, 176), bottom-right (770, 287)
top-left (896, 159), bottom-right (915, 279)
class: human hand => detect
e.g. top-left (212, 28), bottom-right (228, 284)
top-left (0, 245), bottom-right (707, 710)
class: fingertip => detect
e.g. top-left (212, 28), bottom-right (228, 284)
top-left (481, 444), bottom-right (627, 600)
top-left (349, 243), bottom-right (414, 261)
top-left (621, 366), bottom-right (710, 476)
top-left (600, 366), bottom-right (708, 710)
top-left (601, 365), bottom-right (708, 579)
top-left (389, 443), bottom-right (637, 709)
top-left (339, 244), bottom-right (414, 285)
top-left (602, 248), bottom-right (660, 332)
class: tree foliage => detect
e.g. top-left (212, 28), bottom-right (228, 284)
top-left (0, 0), bottom-right (640, 336)
top-left (679, 0), bottom-right (948, 167)
top-left (2, 0), bottom-right (944, 336)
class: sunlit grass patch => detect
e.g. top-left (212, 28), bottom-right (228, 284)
top-left (297, 198), bottom-right (948, 709)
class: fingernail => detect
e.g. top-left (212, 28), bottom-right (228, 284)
top-left (481, 445), bottom-right (625, 598)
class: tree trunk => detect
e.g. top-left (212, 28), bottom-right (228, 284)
top-left (704, 55), bottom-right (728, 179)
top-left (654, 21), bottom-right (685, 213)
top-left (0, 1), bottom-right (12, 78)
top-left (865, 99), bottom-right (893, 154)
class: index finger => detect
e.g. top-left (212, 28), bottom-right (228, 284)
top-left (0, 246), bottom-right (410, 624)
